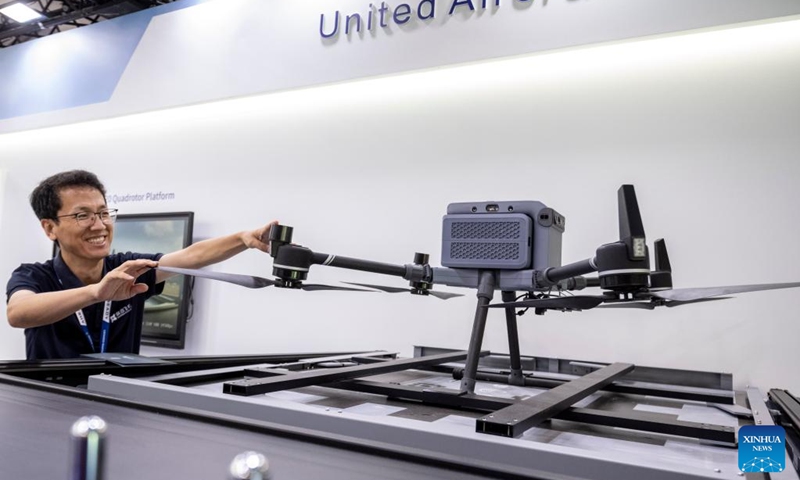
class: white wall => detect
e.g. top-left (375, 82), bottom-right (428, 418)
top-left (1, 18), bottom-right (799, 393)
top-left (4, 0), bottom-right (800, 133)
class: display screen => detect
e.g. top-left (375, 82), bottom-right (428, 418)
top-left (110, 212), bottom-right (194, 349)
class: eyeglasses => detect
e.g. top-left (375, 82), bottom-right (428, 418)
top-left (56, 209), bottom-right (118, 227)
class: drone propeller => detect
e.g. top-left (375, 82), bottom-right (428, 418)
top-left (487, 294), bottom-right (742, 312)
top-left (344, 282), bottom-right (464, 300)
top-left (650, 282), bottom-right (800, 302)
top-left (486, 279), bottom-right (800, 311)
top-left (157, 266), bottom-right (369, 292)
top-left (638, 239), bottom-right (800, 302)
top-left (598, 297), bottom-right (733, 310)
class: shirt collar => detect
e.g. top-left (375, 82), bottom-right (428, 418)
top-left (53, 252), bottom-right (108, 289)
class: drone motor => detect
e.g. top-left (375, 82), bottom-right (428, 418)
top-left (594, 185), bottom-right (651, 294)
top-left (269, 225), bottom-right (314, 288)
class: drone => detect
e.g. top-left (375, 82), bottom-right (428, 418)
top-left (157, 185), bottom-right (800, 393)
top-left (158, 184), bottom-right (800, 310)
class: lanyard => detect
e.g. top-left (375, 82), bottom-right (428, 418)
top-left (74, 301), bottom-right (112, 353)
top-left (53, 256), bottom-right (114, 353)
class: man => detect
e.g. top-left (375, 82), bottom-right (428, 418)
top-left (6, 170), bottom-right (277, 360)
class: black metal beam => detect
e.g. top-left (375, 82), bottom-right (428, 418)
top-left (242, 352), bottom-right (399, 376)
top-left (350, 354), bottom-right (397, 364)
top-left (415, 346), bottom-right (733, 390)
top-left (770, 389), bottom-right (800, 433)
top-left (768, 389), bottom-right (800, 477)
top-left (223, 351), bottom-right (476, 396)
top-left (0, 352), bottom-right (358, 386)
top-left (454, 369), bottom-right (734, 404)
top-left (557, 408), bottom-right (735, 444)
top-left (324, 379), bottom-right (736, 444)
top-left (476, 362), bottom-right (635, 437)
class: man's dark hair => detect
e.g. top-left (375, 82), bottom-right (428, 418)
top-left (30, 170), bottom-right (107, 222)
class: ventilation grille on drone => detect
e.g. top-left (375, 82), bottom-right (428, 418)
top-left (450, 242), bottom-right (520, 260)
top-left (451, 221), bottom-right (521, 239)
top-left (441, 213), bottom-right (532, 269)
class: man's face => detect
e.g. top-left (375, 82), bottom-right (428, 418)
top-left (45, 186), bottom-right (113, 262)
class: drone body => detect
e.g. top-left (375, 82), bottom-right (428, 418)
top-left (441, 200), bottom-right (564, 272)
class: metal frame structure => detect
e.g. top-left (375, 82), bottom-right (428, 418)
top-left (770, 389), bottom-right (800, 476)
top-left (79, 350), bottom-right (743, 479)
top-left (2, 349), bottom-right (799, 479)
top-left (206, 349), bottom-right (740, 444)
top-left (0, 372), bottom-right (534, 480)
top-left (0, 0), bottom-right (176, 47)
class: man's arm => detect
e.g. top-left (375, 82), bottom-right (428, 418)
top-left (7, 259), bottom-right (158, 329)
top-left (155, 221), bottom-right (277, 284)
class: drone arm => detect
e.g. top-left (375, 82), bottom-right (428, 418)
top-left (535, 258), bottom-right (598, 288)
top-left (558, 276), bottom-right (601, 291)
top-left (305, 251), bottom-right (489, 290)
top-left (270, 225), bottom-right (416, 281)
top-left (310, 252), bottom-right (414, 278)
top-left (285, 241), bottom-right (599, 293)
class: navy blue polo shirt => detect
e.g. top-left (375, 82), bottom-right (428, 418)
top-left (6, 251), bottom-right (164, 360)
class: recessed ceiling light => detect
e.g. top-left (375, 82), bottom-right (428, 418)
top-left (0, 3), bottom-right (44, 23)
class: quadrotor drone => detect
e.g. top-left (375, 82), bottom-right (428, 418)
top-left (158, 185), bottom-right (800, 393)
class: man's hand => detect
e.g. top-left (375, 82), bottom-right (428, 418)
top-left (92, 259), bottom-right (158, 302)
top-left (242, 220), bottom-right (279, 253)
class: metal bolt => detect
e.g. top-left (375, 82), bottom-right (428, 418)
top-left (229, 451), bottom-right (271, 480)
top-left (70, 415), bottom-right (107, 480)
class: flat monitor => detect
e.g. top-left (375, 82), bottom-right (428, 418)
top-left (111, 212), bottom-right (194, 349)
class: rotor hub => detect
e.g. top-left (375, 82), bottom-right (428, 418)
top-left (273, 277), bottom-right (304, 289)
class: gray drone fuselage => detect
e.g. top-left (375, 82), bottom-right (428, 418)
top-left (433, 201), bottom-right (565, 291)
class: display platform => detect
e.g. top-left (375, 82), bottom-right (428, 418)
top-left (1, 348), bottom-right (799, 480)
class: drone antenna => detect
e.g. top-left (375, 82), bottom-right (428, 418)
top-left (618, 185), bottom-right (647, 260)
top-left (654, 238), bottom-right (672, 272)
top-left (618, 185), bottom-right (645, 239)
top-left (649, 238), bottom-right (673, 290)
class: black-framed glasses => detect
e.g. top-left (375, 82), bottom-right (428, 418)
top-left (56, 209), bottom-right (118, 227)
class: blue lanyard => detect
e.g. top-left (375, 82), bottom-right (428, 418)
top-left (74, 301), bottom-right (112, 353)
